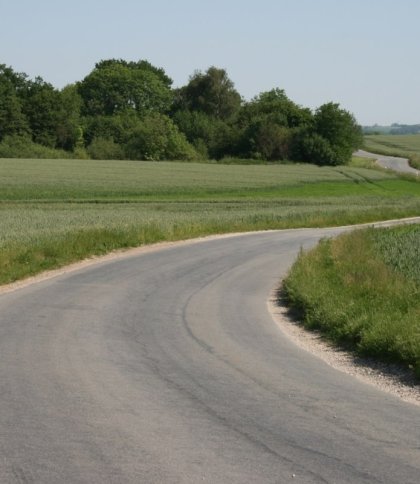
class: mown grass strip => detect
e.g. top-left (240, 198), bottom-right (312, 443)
top-left (283, 225), bottom-right (420, 378)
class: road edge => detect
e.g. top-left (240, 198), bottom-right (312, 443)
top-left (1, 216), bottom-right (420, 297)
top-left (2, 216), bottom-right (419, 405)
top-left (267, 293), bottom-right (420, 407)
top-left (268, 216), bottom-right (420, 407)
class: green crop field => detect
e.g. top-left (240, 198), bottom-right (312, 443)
top-left (364, 134), bottom-right (420, 169)
top-left (1, 157), bottom-right (420, 285)
top-left (284, 224), bottom-right (420, 377)
top-left (364, 134), bottom-right (420, 154)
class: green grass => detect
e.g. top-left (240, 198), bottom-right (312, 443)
top-left (0, 157), bottom-right (419, 285)
top-left (349, 155), bottom-right (378, 169)
top-left (283, 225), bottom-right (420, 377)
top-left (364, 134), bottom-right (420, 170)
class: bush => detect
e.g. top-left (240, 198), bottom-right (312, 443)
top-left (87, 136), bottom-right (125, 160)
top-left (0, 134), bottom-right (72, 159)
top-left (249, 122), bottom-right (293, 161)
top-left (125, 113), bottom-right (198, 160)
top-left (172, 110), bottom-right (237, 159)
top-left (295, 133), bottom-right (338, 165)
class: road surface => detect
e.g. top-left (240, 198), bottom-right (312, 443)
top-left (0, 226), bottom-right (419, 483)
top-left (355, 149), bottom-right (420, 175)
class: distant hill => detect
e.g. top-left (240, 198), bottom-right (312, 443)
top-left (363, 123), bottom-right (420, 135)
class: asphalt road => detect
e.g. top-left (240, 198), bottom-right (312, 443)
top-left (355, 149), bottom-right (420, 175)
top-left (0, 226), bottom-right (419, 483)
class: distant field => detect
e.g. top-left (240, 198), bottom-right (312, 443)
top-left (0, 158), bottom-right (419, 284)
top-left (364, 134), bottom-right (420, 154)
top-left (364, 134), bottom-right (420, 169)
top-left (0, 157), bottom-right (401, 201)
top-left (284, 224), bottom-right (420, 377)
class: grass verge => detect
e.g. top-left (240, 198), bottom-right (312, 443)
top-left (283, 225), bottom-right (420, 378)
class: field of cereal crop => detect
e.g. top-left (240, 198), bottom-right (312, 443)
top-left (1, 158), bottom-right (419, 284)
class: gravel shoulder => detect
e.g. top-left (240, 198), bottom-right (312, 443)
top-left (268, 293), bottom-right (420, 407)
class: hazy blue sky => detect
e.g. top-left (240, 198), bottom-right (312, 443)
top-left (1, 0), bottom-right (419, 125)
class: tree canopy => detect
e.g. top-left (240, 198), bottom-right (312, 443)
top-left (0, 60), bottom-right (362, 164)
top-left (174, 66), bottom-right (242, 120)
top-left (313, 102), bottom-right (363, 164)
top-left (0, 64), bottom-right (29, 139)
top-left (77, 59), bottom-right (173, 117)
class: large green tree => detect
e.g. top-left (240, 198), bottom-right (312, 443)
top-left (78, 59), bottom-right (173, 117)
top-left (0, 64), bottom-right (28, 140)
top-left (83, 110), bottom-right (143, 147)
top-left (314, 102), bottom-right (363, 163)
top-left (171, 67), bottom-right (242, 159)
top-left (20, 77), bottom-right (61, 147)
top-left (125, 113), bottom-right (197, 161)
top-left (239, 88), bottom-right (313, 128)
top-left (55, 84), bottom-right (83, 150)
top-left (172, 110), bottom-right (239, 159)
top-left (236, 89), bottom-right (313, 160)
top-left (293, 103), bottom-right (362, 165)
top-left (175, 67), bottom-right (242, 120)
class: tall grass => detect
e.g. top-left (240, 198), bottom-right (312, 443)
top-left (283, 225), bottom-right (420, 377)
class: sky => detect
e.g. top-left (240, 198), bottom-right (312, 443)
top-left (1, 0), bottom-right (419, 125)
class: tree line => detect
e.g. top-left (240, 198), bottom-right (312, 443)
top-left (0, 59), bottom-right (363, 164)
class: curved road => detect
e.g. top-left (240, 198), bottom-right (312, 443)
top-left (0, 226), bottom-right (419, 483)
top-left (355, 149), bottom-right (420, 175)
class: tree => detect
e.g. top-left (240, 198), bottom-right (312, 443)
top-left (239, 88), bottom-right (313, 129)
top-left (172, 110), bottom-right (239, 159)
top-left (172, 67), bottom-right (242, 158)
top-left (55, 84), bottom-right (83, 150)
top-left (125, 113), bottom-right (197, 160)
top-left (235, 89), bottom-right (313, 160)
top-left (313, 103), bottom-right (363, 164)
top-left (83, 110), bottom-right (143, 147)
top-left (20, 77), bottom-right (61, 147)
top-left (293, 131), bottom-right (337, 165)
top-left (250, 122), bottom-right (294, 160)
top-left (94, 59), bottom-right (172, 89)
top-left (0, 77), bottom-right (28, 140)
top-left (175, 67), bottom-right (242, 120)
top-left (78, 59), bottom-right (173, 117)
top-left (0, 64), bottom-right (29, 140)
